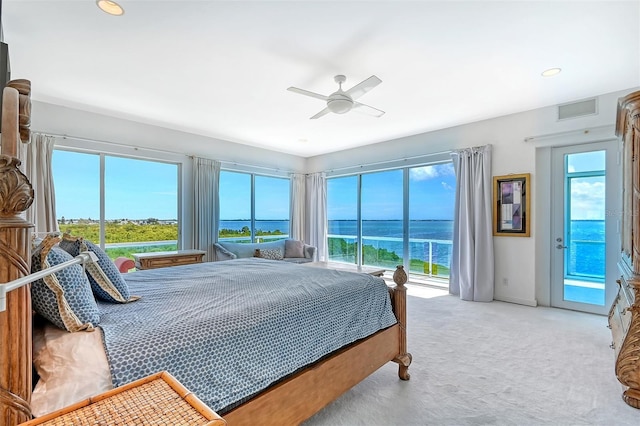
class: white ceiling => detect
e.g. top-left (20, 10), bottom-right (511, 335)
top-left (3, 1), bottom-right (639, 158)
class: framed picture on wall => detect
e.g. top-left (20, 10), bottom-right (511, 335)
top-left (493, 173), bottom-right (530, 237)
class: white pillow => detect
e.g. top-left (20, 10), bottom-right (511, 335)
top-left (31, 322), bottom-right (113, 417)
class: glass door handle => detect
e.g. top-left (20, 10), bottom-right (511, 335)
top-left (556, 244), bottom-right (567, 249)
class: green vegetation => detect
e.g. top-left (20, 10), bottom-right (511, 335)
top-left (218, 226), bottom-right (286, 239)
top-left (58, 220), bottom-right (178, 244)
top-left (58, 221), bottom-right (286, 260)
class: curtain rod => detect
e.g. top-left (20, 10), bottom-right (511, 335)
top-left (38, 131), bottom-right (449, 176)
top-left (523, 125), bottom-right (614, 143)
top-left (34, 131), bottom-right (296, 174)
top-left (219, 160), bottom-right (295, 175)
top-left (35, 131), bottom-right (191, 158)
top-left (325, 150), bottom-right (452, 174)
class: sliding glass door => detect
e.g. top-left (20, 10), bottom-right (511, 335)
top-left (327, 162), bottom-right (456, 281)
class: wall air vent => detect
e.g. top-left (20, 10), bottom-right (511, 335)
top-left (557, 98), bottom-right (597, 121)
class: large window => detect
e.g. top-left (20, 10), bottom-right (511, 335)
top-left (219, 171), bottom-right (290, 243)
top-left (327, 162), bottom-right (456, 281)
top-left (53, 150), bottom-right (179, 259)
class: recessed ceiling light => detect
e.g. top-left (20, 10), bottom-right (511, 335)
top-left (96, 0), bottom-right (124, 16)
top-left (541, 67), bottom-right (562, 77)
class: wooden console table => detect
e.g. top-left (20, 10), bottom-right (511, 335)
top-left (133, 249), bottom-right (206, 270)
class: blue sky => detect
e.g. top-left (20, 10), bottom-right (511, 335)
top-left (53, 150), bottom-right (178, 220)
top-left (328, 163), bottom-right (456, 221)
top-left (219, 171), bottom-right (290, 220)
top-left (52, 149), bottom-right (604, 222)
top-left (53, 151), bottom-right (456, 221)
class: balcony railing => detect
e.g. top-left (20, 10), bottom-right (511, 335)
top-left (328, 234), bottom-right (453, 278)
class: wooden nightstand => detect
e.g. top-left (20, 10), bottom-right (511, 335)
top-left (20, 371), bottom-right (225, 425)
top-left (133, 249), bottom-right (206, 270)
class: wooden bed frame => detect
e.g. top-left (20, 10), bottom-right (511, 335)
top-left (0, 79), bottom-right (411, 425)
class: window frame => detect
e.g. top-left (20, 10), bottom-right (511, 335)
top-left (218, 169), bottom-right (291, 243)
top-left (52, 146), bottom-right (183, 250)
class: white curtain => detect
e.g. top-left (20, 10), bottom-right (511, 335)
top-left (192, 157), bottom-right (220, 262)
top-left (449, 144), bottom-right (494, 302)
top-left (305, 172), bottom-right (327, 261)
top-left (25, 134), bottom-right (59, 233)
top-left (289, 173), bottom-right (306, 241)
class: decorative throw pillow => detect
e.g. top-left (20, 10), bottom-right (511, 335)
top-left (31, 234), bottom-right (100, 332)
top-left (255, 248), bottom-right (284, 260)
top-left (284, 239), bottom-right (305, 258)
top-left (59, 233), bottom-right (138, 303)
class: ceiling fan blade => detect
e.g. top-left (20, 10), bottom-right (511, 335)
top-left (352, 102), bottom-right (385, 117)
top-left (310, 107), bottom-right (331, 119)
top-left (345, 75), bottom-right (382, 100)
top-left (287, 87), bottom-right (328, 101)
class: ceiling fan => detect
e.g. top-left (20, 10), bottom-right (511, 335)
top-left (287, 75), bottom-right (385, 119)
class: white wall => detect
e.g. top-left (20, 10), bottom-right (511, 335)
top-left (308, 88), bottom-right (639, 306)
top-left (31, 101), bottom-right (307, 173)
top-left (30, 100), bottom-right (307, 250)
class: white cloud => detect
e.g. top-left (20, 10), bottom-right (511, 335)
top-left (410, 163), bottom-right (454, 181)
top-left (441, 182), bottom-right (454, 191)
top-left (570, 180), bottom-right (605, 220)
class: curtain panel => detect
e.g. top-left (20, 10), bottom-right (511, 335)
top-left (305, 172), bottom-right (327, 261)
top-left (289, 173), bottom-right (306, 241)
top-left (25, 134), bottom-right (59, 234)
top-left (192, 157), bottom-right (220, 262)
top-left (450, 144), bottom-right (494, 302)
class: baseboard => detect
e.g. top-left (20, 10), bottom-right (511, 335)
top-left (494, 296), bottom-right (538, 307)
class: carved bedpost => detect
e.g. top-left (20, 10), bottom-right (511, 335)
top-left (0, 80), bottom-right (34, 424)
top-left (391, 265), bottom-right (412, 380)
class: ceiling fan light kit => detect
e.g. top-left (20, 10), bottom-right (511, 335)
top-left (288, 74), bottom-right (385, 119)
top-left (327, 97), bottom-right (353, 114)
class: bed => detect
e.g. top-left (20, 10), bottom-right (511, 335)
top-left (0, 79), bottom-right (412, 425)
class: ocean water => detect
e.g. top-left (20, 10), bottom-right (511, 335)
top-left (219, 219), bottom-right (605, 278)
top-left (569, 220), bottom-right (605, 278)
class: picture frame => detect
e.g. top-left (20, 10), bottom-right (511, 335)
top-left (493, 173), bottom-right (530, 237)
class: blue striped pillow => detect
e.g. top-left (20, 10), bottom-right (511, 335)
top-left (59, 234), bottom-right (137, 303)
top-left (31, 235), bottom-right (99, 332)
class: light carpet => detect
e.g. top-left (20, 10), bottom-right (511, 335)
top-left (304, 285), bottom-right (639, 425)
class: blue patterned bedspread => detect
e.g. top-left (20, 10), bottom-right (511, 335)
top-left (96, 258), bottom-right (397, 412)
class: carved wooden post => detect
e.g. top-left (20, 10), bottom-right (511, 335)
top-left (0, 81), bottom-right (34, 424)
top-left (391, 265), bottom-right (412, 380)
